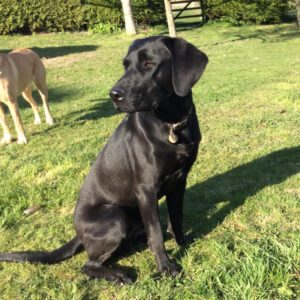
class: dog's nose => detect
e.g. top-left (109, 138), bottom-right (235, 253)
top-left (109, 87), bottom-right (125, 102)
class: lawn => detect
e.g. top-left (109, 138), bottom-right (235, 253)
top-left (0, 23), bottom-right (299, 299)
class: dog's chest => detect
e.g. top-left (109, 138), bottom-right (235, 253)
top-left (154, 142), bottom-right (197, 196)
top-left (159, 141), bottom-right (197, 178)
top-left (0, 80), bottom-right (8, 99)
top-left (173, 142), bottom-right (196, 162)
top-left (0, 73), bottom-right (12, 99)
top-left (154, 118), bottom-right (200, 177)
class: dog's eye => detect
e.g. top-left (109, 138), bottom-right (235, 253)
top-left (143, 61), bottom-right (156, 70)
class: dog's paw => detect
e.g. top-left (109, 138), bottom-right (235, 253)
top-left (17, 135), bottom-right (27, 145)
top-left (175, 237), bottom-right (187, 246)
top-left (176, 235), bottom-right (196, 246)
top-left (159, 261), bottom-right (180, 277)
top-left (82, 264), bottom-right (133, 285)
top-left (0, 134), bottom-right (12, 145)
top-left (166, 226), bottom-right (187, 246)
top-left (46, 117), bottom-right (54, 125)
top-left (34, 116), bottom-right (41, 125)
top-left (112, 271), bottom-right (133, 285)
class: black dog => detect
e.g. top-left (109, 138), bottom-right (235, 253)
top-left (0, 36), bottom-right (208, 284)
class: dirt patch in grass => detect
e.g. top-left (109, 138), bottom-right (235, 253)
top-left (42, 51), bottom-right (97, 69)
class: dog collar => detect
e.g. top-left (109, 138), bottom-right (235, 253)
top-left (167, 106), bottom-right (194, 144)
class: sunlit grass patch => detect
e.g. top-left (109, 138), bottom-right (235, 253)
top-left (0, 23), bottom-right (299, 299)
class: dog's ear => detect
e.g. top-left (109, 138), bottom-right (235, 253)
top-left (163, 38), bottom-right (208, 97)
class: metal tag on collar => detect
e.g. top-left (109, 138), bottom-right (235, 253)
top-left (168, 126), bottom-right (178, 144)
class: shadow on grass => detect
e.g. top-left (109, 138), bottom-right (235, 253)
top-left (16, 86), bottom-right (79, 110)
top-left (1, 45), bottom-right (98, 59)
top-left (228, 29), bottom-right (300, 44)
top-left (74, 98), bottom-right (119, 122)
top-left (1, 86), bottom-right (77, 119)
top-left (200, 24), bottom-right (300, 47)
top-left (158, 21), bottom-right (206, 35)
top-left (24, 98), bottom-right (118, 139)
top-left (277, 30), bottom-right (300, 41)
top-left (56, 98), bottom-right (118, 125)
top-left (178, 145), bottom-right (300, 250)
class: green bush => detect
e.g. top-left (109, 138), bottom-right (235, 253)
top-left (0, 0), bottom-right (25, 34)
top-left (132, 0), bottom-right (165, 26)
top-left (87, 0), bottom-right (165, 26)
top-left (89, 22), bottom-right (121, 34)
top-left (205, 0), bottom-right (290, 25)
top-left (81, 0), bottom-right (122, 29)
top-left (0, 0), bottom-right (86, 34)
top-left (0, 0), bottom-right (164, 34)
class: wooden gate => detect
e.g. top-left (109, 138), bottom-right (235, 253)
top-left (164, 0), bottom-right (206, 37)
top-left (171, 0), bottom-right (206, 22)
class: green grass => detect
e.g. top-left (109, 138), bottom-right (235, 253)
top-left (0, 23), bottom-right (299, 299)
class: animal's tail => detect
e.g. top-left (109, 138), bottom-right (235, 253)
top-left (0, 236), bottom-right (83, 264)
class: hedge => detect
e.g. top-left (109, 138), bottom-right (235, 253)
top-left (0, 0), bottom-right (165, 34)
top-left (205, 0), bottom-right (291, 25)
top-left (0, 0), bottom-right (294, 34)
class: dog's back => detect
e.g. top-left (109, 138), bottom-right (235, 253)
top-left (6, 49), bottom-right (45, 96)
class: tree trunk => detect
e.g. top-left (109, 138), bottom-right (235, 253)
top-left (164, 0), bottom-right (176, 37)
top-left (296, 0), bottom-right (300, 27)
top-left (121, 0), bottom-right (137, 35)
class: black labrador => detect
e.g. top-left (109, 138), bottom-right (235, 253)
top-left (0, 36), bottom-right (208, 284)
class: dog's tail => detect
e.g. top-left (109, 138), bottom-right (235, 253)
top-left (0, 236), bottom-right (83, 264)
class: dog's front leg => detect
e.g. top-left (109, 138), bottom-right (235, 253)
top-left (0, 103), bottom-right (12, 145)
top-left (7, 99), bottom-right (27, 144)
top-left (137, 191), bottom-right (179, 276)
top-left (166, 177), bottom-right (187, 246)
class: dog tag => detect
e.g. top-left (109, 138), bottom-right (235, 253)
top-left (168, 128), bottom-right (178, 144)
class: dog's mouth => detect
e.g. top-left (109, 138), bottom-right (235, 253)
top-left (112, 99), bottom-right (153, 113)
top-left (112, 101), bottom-right (132, 112)
top-left (115, 106), bottom-right (136, 113)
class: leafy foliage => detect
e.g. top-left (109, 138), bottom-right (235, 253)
top-left (88, 22), bottom-right (121, 34)
top-left (132, 0), bottom-right (165, 26)
top-left (205, 0), bottom-right (291, 25)
top-left (0, 0), bottom-right (164, 34)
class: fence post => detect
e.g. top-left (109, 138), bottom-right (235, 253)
top-left (164, 0), bottom-right (176, 37)
top-left (296, 0), bottom-right (300, 27)
top-left (200, 0), bottom-right (207, 21)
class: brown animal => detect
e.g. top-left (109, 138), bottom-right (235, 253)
top-left (0, 49), bottom-right (53, 145)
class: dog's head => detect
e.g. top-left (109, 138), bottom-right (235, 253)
top-left (109, 36), bottom-right (208, 113)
